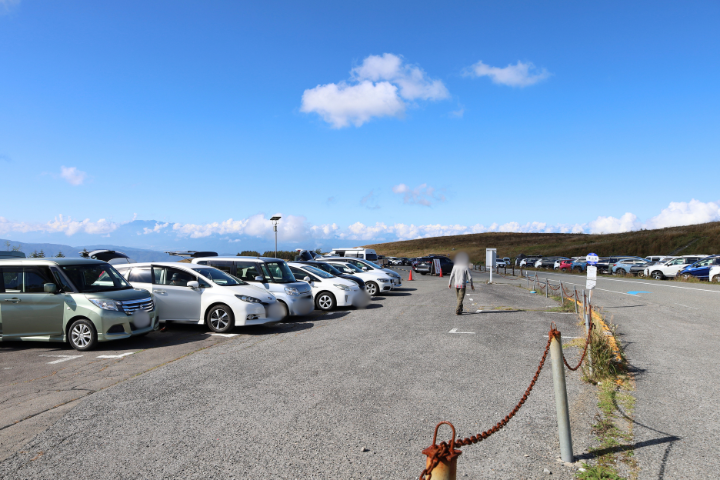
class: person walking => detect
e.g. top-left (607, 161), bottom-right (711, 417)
top-left (448, 252), bottom-right (474, 315)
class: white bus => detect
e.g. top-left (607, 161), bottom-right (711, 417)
top-left (327, 248), bottom-right (378, 262)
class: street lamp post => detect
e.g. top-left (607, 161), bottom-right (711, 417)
top-left (270, 216), bottom-right (281, 258)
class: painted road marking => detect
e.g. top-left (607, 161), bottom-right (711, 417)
top-left (449, 328), bottom-right (475, 334)
top-left (674, 303), bottom-right (697, 309)
top-left (97, 352), bottom-right (135, 359)
top-left (39, 355), bottom-right (83, 364)
top-left (210, 333), bottom-right (238, 337)
top-left (627, 291), bottom-right (651, 295)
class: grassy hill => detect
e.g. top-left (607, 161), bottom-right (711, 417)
top-left (365, 222), bottom-right (720, 263)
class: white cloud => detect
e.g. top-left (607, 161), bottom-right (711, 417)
top-left (392, 183), bottom-right (446, 207)
top-left (301, 53), bottom-right (448, 128)
top-left (60, 166), bottom-right (87, 186)
top-left (0, 214), bottom-right (119, 237)
top-left (142, 222), bottom-right (169, 234)
top-left (172, 214), bottom-right (312, 242)
top-left (465, 60), bottom-right (550, 87)
top-left (645, 200), bottom-right (720, 229)
top-left (0, 0), bottom-right (20, 15)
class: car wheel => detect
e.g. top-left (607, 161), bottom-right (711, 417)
top-left (68, 319), bottom-right (98, 351)
top-left (712, 275), bottom-right (719, 283)
top-left (615, 269), bottom-right (624, 276)
top-left (277, 301), bottom-right (289, 321)
top-left (365, 282), bottom-right (379, 296)
top-left (206, 304), bottom-right (235, 333)
top-left (316, 292), bottom-right (336, 311)
top-left (651, 271), bottom-right (664, 280)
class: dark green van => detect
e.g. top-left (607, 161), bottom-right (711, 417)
top-left (0, 258), bottom-right (158, 350)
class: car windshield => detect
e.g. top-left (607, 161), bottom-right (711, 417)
top-left (338, 262), bottom-right (362, 272)
top-left (192, 267), bottom-right (246, 286)
top-left (302, 265), bottom-right (334, 278)
top-left (262, 262), bottom-right (296, 283)
top-left (318, 263), bottom-right (344, 276)
top-left (61, 264), bottom-right (133, 293)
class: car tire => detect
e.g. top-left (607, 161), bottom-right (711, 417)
top-left (277, 301), bottom-right (289, 321)
top-left (316, 292), bottom-right (336, 311)
top-left (68, 319), bottom-right (98, 351)
top-left (712, 275), bottom-right (719, 283)
top-left (365, 282), bottom-right (379, 296)
top-left (206, 304), bottom-right (235, 333)
top-left (651, 271), bottom-right (664, 280)
top-left (615, 269), bottom-right (624, 276)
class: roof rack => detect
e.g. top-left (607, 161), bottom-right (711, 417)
top-left (165, 251), bottom-right (218, 258)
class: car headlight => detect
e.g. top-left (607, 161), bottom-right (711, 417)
top-left (89, 298), bottom-right (121, 311)
top-left (334, 284), bottom-right (350, 291)
top-left (284, 287), bottom-right (300, 296)
top-left (378, 278), bottom-right (390, 283)
top-left (236, 295), bottom-right (261, 303)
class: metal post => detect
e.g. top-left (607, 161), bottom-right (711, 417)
top-left (546, 278), bottom-right (549, 298)
top-left (550, 331), bottom-right (574, 463)
top-left (583, 290), bottom-right (588, 332)
top-left (574, 288), bottom-right (578, 314)
top-left (560, 282), bottom-right (564, 304)
top-left (489, 265), bottom-right (493, 284)
top-left (274, 224), bottom-right (278, 258)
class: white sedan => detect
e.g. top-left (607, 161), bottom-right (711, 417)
top-left (287, 263), bottom-right (362, 311)
top-left (116, 262), bottom-right (283, 333)
top-left (326, 260), bottom-right (394, 296)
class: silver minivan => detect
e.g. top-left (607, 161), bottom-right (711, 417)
top-left (192, 256), bottom-right (314, 319)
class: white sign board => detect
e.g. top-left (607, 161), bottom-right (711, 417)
top-left (433, 258), bottom-right (442, 275)
top-left (586, 265), bottom-right (597, 290)
top-left (486, 248), bottom-right (496, 268)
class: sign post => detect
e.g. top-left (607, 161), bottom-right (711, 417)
top-left (433, 258), bottom-right (442, 276)
top-left (486, 248), bottom-right (496, 284)
top-left (585, 253), bottom-right (599, 331)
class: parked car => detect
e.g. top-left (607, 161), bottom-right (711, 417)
top-left (495, 259), bottom-right (508, 268)
top-left (644, 256), bottom-right (707, 280)
top-left (116, 262), bottom-right (283, 333)
top-left (0, 258), bottom-right (158, 350)
top-left (192, 256), bottom-right (314, 319)
top-left (325, 260), bottom-right (393, 296)
top-left (596, 257), bottom-right (635, 274)
top-left (327, 248), bottom-right (379, 261)
top-left (709, 265), bottom-right (720, 283)
top-left (558, 259), bottom-right (574, 271)
top-left (324, 256), bottom-right (403, 288)
top-left (413, 256), bottom-right (453, 275)
top-left (80, 249), bottom-right (135, 265)
top-left (677, 255), bottom-right (720, 281)
top-left (538, 257), bottom-right (562, 269)
top-left (611, 258), bottom-right (649, 275)
top-left (0, 251), bottom-right (25, 259)
top-left (287, 262), bottom-right (362, 311)
top-left (571, 258), bottom-right (588, 272)
top-left (294, 260), bottom-right (365, 291)
top-left (553, 258), bottom-right (570, 269)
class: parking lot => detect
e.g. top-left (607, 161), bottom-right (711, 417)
top-left (1, 270), bottom-right (597, 479)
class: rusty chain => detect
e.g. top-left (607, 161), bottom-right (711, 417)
top-left (559, 318), bottom-right (594, 371)
top-left (419, 328), bottom-right (555, 480)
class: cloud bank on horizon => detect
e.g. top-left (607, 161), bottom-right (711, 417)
top-left (1, 200), bottom-right (718, 246)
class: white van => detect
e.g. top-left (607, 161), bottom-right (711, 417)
top-left (327, 248), bottom-right (378, 262)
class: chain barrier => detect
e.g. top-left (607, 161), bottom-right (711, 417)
top-left (420, 327), bottom-right (556, 480)
top-left (559, 316), bottom-right (594, 371)
top-left (561, 284), bottom-right (576, 298)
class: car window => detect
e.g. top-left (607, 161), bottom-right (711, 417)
top-left (128, 267), bottom-right (153, 283)
top-left (289, 266), bottom-right (317, 281)
top-left (302, 265), bottom-right (334, 278)
top-left (1, 267), bottom-right (23, 293)
top-left (23, 267), bottom-right (54, 293)
top-left (365, 253), bottom-right (378, 261)
top-left (695, 258), bottom-right (713, 267)
top-left (61, 264), bottom-right (132, 293)
top-left (154, 267), bottom-right (196, 287)
top-left (51, 268), bottom-right (74, 292)
top-left (192, 267), bottom-right (245, 286)
top-left (235, 262), bottom-right (262, 282)
top-left (208, 261), bottom-right (233, 274)
top-left (263, 262), bottom-right (296, 283)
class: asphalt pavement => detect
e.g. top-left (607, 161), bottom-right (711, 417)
top-left (1, 271), bottom-right (594, 479)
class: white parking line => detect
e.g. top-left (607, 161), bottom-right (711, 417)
top-left (449, 328), bottom-right (475, 334)
top-left (536, 272), bottom-right (720, 293)
top-left (39, 355), bottom-right (83, 364)
top-left (210, 333), bottom-right (238, 337)
top-left (97, 352), bottom-right (135, 359)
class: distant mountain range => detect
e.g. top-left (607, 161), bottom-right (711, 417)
top-left (1, 238), bottom-right (179, 262)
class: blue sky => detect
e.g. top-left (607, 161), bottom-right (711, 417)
top-left (1, 0), bottom-right (719, 250)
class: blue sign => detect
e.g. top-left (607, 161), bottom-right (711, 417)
top-left (586, 253), bottom-right (599, 265)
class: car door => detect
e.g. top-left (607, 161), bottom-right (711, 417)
top-left (151, 266), bottom-right (202, 321)
top-left (289, 267), bottom-right (320, 294)
top-left (0, 266), bottom-right (64, 338)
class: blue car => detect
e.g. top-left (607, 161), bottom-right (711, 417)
top-left (611, 258), bottom-right (650, 275)
top-left (571, 259), bottom-right (588, 272)
top-left (677, 255), bottom-right (720, 281)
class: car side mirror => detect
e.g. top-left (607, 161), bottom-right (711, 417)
top-left (303, 276), bottom-right (312, 283)
top-left (254, 276), bottom-right (264, 282)
top-left (362, 267), bottom-right (368, 271)
top-left (44, 283), bottom-right (57, 294)
top-left (187, 281), bottom-right (200, 289)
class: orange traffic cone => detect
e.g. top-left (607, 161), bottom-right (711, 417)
top-left (408, 269), bottom-right (414, 281)
top-left (439, 268), bottom-right (443, 277)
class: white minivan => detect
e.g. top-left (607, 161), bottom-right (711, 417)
top-left (116, 262), bottom-right (283, 332)
top-left (287, 262), bottom-right (362, 311)
top-left (192, 256), bottom-right (314, 319)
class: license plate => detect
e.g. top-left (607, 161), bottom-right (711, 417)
top-left (132, 310), bottom-right (151, 328)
